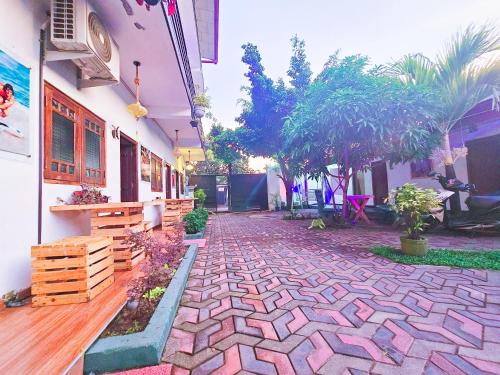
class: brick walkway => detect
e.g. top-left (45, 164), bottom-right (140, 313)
top-left (159, 212), bottom-right (500, 374)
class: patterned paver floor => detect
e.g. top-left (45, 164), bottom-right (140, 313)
top-left (158, 212), bottom-right (500, 374)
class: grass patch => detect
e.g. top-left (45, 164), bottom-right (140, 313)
top-left (370, 247), bottom-right (500, 270)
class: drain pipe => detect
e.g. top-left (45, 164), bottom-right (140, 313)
top-left (37, 19), bottom-right (49, 244)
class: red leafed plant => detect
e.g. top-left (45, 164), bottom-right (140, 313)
top-left (126, 225), bottom-right (185, 304)
top-left (57, 184), bottom-right (110, 205)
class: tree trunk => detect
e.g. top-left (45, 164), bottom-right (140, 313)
top-left (341, 173), bottom-right (350, 224)
top-left (442, 131), bottom-right (461, 214)
top-left (285, 180), bottom-right (293, 210)
top-left (277, 159), bottom-right (294, 210)
top-left (227, 163), bottom-right (232, 211)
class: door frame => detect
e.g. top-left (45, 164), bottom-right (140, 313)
top-left (175, 170), bottom-right (180, 198)
top-left (120, 132), bottom-right (138, 202)
top-left (165, 163), bottom-right (172, 199)
top-left (371, 160), bottom-right (388, 206)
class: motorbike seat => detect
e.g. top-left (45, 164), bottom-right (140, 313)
top-left (466, 195), bottom-right (500, 210)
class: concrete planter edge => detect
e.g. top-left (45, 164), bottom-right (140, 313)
top-left (84, 244), bottom-right (199, 374)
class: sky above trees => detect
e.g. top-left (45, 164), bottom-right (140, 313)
top-left (202, 0), bottom-right (499, 170)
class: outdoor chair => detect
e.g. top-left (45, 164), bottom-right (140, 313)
top-left (314, 189), bottom-right (336, 219)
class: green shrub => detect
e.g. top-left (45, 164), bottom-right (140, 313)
top-left (194, 189), bottom-right (206, 207)
top-left (183, 208), bottom-right (209, 234)
top-left (388, 183), bottom-right (440, 240)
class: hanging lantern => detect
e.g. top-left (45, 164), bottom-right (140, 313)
top-left (185, 150), bottom-right (194, 171)
top-left (127, 61), bottom-right (148, 119)
top-left (173, 129), bottom-right (182, 158)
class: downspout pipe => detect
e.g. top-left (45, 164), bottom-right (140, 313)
top-left (38, 19), bottom-right (49, 244)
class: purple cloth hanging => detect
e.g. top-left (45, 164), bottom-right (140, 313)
top-left (324, 176), bottom-right (333, 204)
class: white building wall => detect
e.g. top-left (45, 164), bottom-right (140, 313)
top-left (387, 158), bottom-right (469, 207)
top-left (0, 0), bottom-right (182, 295)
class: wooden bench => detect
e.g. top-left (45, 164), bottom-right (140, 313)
top-left (31, 236), bottom-right (114, 307)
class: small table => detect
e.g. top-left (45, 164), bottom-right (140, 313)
top-left (346, 195), bottom-right (372, 224)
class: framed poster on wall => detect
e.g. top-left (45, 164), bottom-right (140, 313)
top-left (140, 145), bottom-right (151, 182)
top-left (0, 48), bottom-right (30, 156)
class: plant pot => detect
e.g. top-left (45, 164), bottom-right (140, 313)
top-left (194, 105), bottom-right (205, 118)
top-left (400, 236), bottom-right (428, 256)
top-left (4, 299), bottom-right (29, 308)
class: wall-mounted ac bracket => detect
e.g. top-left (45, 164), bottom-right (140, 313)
top-left (44, 49), bottom-right (94, 62)
top-left (77, 78), bottom-right (119, 89)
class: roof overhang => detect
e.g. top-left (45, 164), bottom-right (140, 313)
top-left (193, 0), bottom-right (219, 64)
top-left (87, 0), bottom-right (202, 148)
top-left (178, 147), bottom-right (206, 162)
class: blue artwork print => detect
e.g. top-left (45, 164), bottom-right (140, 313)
top-left (0, 48), bottom-right (30, 155)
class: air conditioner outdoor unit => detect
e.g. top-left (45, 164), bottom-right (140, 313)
top-left (50, 0), bottom-right (120, 87)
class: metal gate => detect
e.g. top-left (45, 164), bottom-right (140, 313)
top-left (229, 173), bottom-right (268, 212)
top-left (189, 175), bottom-right (217, 209)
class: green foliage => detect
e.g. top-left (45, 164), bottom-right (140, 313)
top-left (125, 320), bottom-right (142, 334)
top-left (183, 208), bottom-right (209, 234)
top-left (308, 218), bottom-right (326, 230)
top-left (194, 189), bottom-right (206, 207)
top-left (1, 290), bottom-right (18, 304)
top-left (388, 24), bottom-right (500, 167)
top-left (193, 91), bottom-right (211, 108)
top-left (284, 54), bottom-right (439, 220)
top-left (388, 183), bottom-right (441, 240)
top-left (236, 37), bottom-right (312, 208)
top-left (195, 118), bottom-right (252, 175)
top-left (143, 286), bottom-right (166, 301)
top-left (371, 247), bottom-right (500, 270)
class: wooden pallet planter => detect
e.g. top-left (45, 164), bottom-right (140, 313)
top-left (143, 221), bottom-right (154, 236)
top-left (162, 199), bottom-right (181, 232)
top-left (90, 205), bottom-right (145, 271)
top-left (180, 198), bottom-right (194, 217)
top-left (31, 236), bottom-right (114, 307)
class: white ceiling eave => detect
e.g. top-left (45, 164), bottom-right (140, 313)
top-left (177, 0), bottom-right (205, 92)
top-left (89, 0), bottom-right (201, 147)
top-left (193, 0), bottom-right (218, 64)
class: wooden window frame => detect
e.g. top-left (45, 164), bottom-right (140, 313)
top-left (151, 153), bottom-right (163, 192)
top-left (44, 82), bottom-right (106, 186)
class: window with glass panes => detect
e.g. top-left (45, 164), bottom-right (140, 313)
top-left (44, 83), bottom-right (106, 186)
top-left (151, 153), bottom-right (163, 192)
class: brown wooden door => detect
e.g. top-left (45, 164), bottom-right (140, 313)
top-left (175, 171), bottom-right (180, 198)
top-left (371, 161), bottom-right (388, 205)
top-left (467, 134), bottom-right (500, 194)
top-left (165, 164), bottom-right (172, 199)
top-left (120, 133), bottom-right (138, 202)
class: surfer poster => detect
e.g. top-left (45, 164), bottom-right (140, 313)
top-left (0, 48), bottom-right (30, 156)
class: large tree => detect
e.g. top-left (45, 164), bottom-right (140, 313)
top-left (388, 24), bottom-right (500, 212)
top-left (284, 54), bottom-right (439, 222)
top-left (194, 123), bottom-right (251, 176)
top-left (236, 36), bottom-right (312, 209)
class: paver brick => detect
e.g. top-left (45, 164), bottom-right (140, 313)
top-left (161, 213), bottom-right (500, 374)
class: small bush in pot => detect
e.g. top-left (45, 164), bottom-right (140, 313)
top-left (183, 208), bottom-right (209, 234)
top-left (194, 189), bottom-right (206, 208)
top-left (388, 183), bottom-right (440, 256)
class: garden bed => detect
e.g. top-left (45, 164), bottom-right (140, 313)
top-left (84, 243), bottom-right (198, 374)
top-left (370, 246), bottom-right (500, 270)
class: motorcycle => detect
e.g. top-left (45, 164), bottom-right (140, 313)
top-left (428, 172), bottom-right (500, 234)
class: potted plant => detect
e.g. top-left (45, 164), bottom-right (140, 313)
top-left (57, 184), bottom-right (110, 205)
top-left (2, 290), bottom-right (29, 307)
top-left (194, 188), bottom-right (206, 208)
top-left (193, 91), bottom-right (210, 118)
top-left (389, 183), bottom-right (440, 256)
